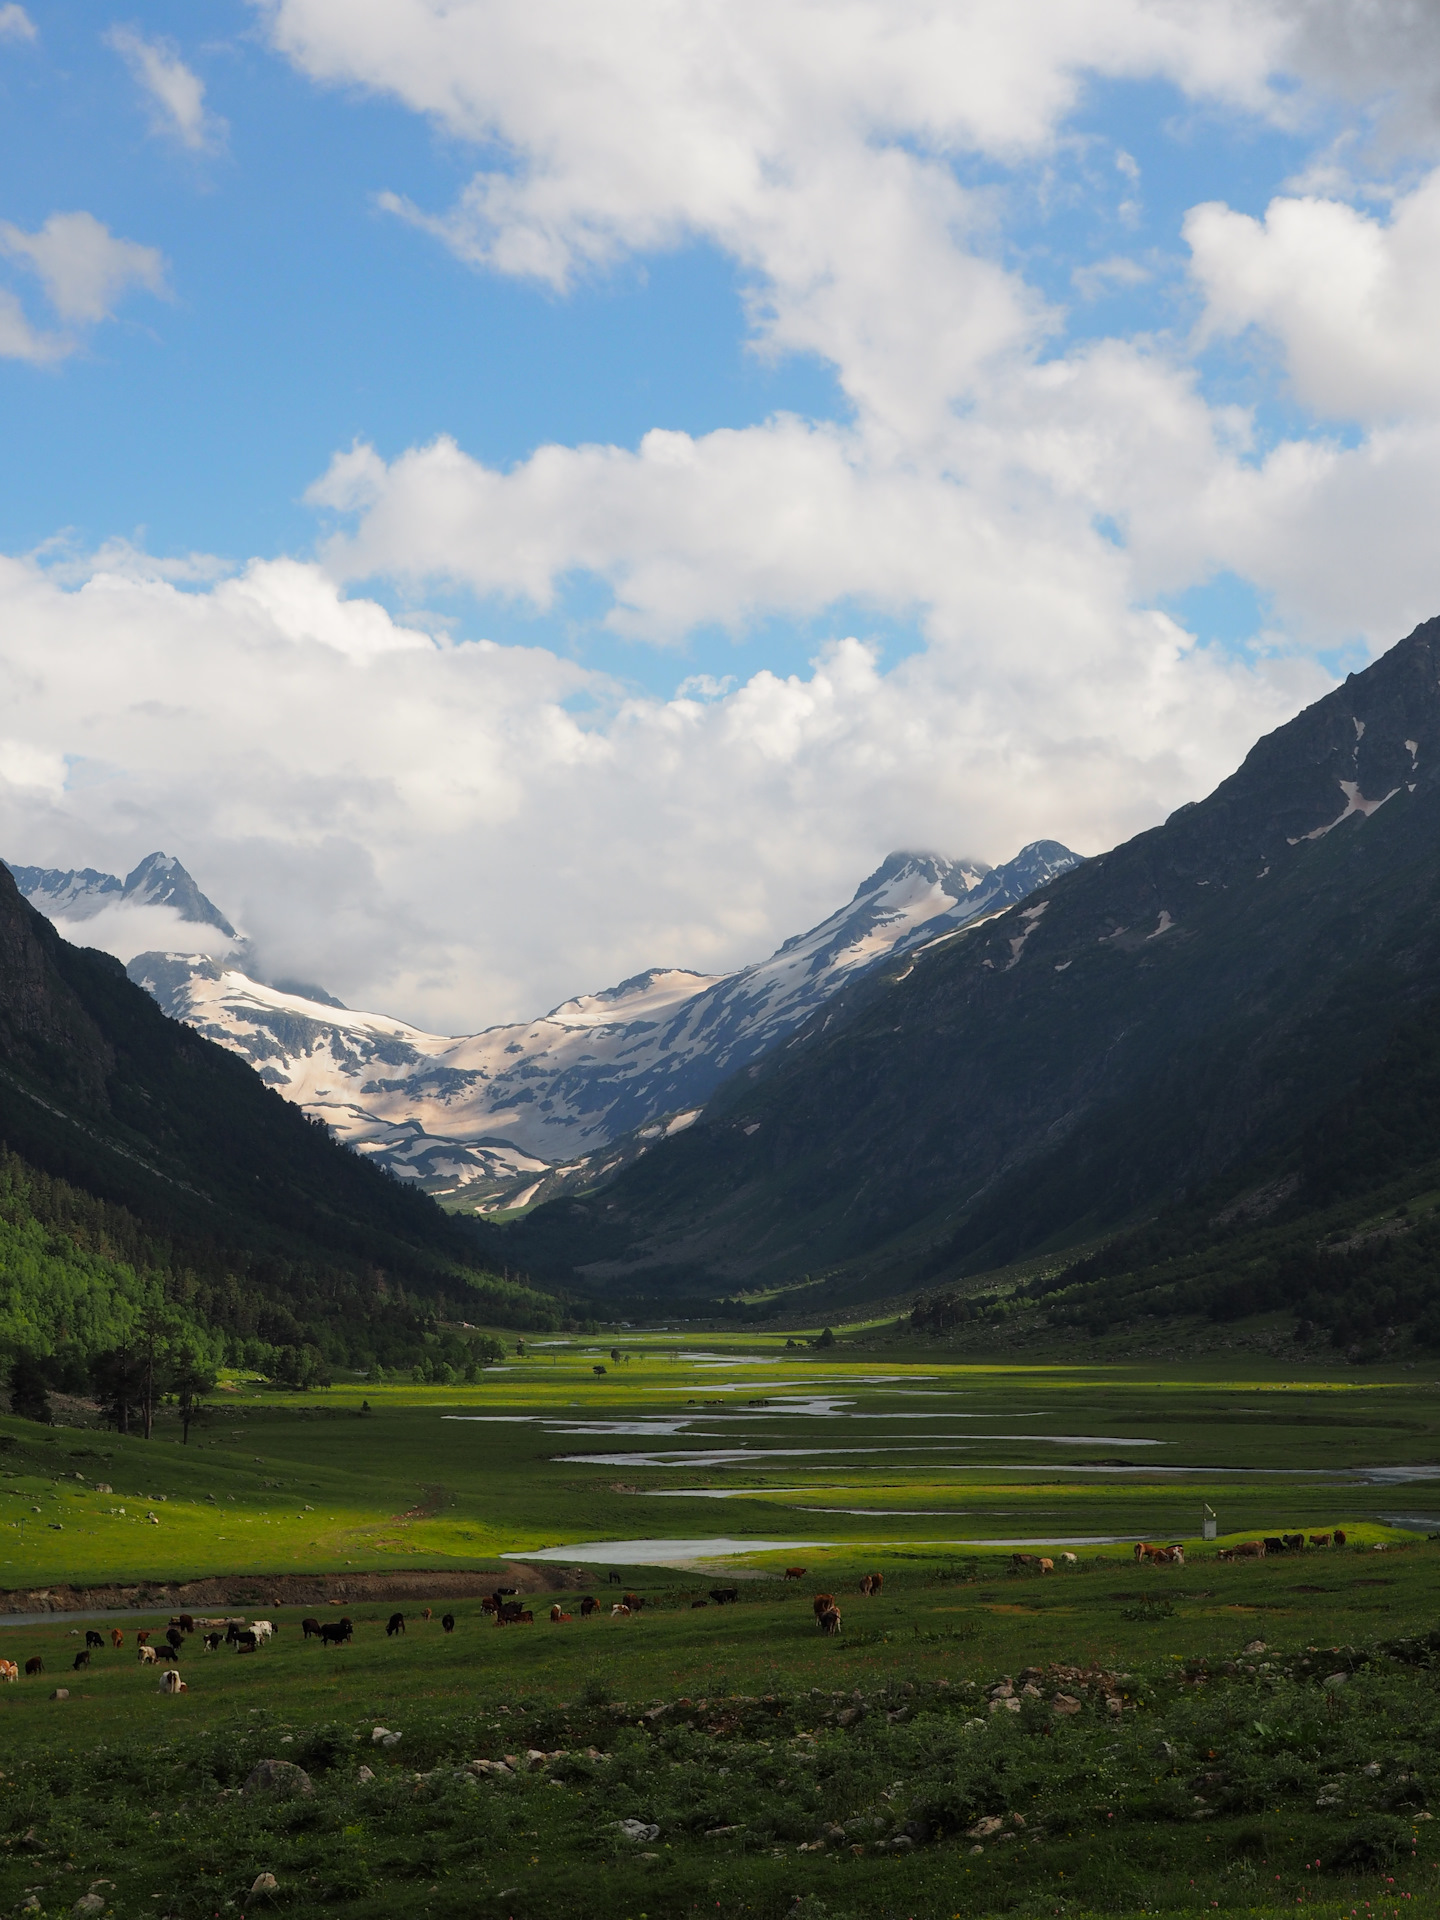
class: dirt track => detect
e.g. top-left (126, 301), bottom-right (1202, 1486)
top-left (0, 1564), bottom-right (589, 1614)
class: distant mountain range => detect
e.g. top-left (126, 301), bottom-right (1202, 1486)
top-left (15, 839), bottom-right (1073, 1207)
top-left (484, 615), bottom-right (1440, 1318)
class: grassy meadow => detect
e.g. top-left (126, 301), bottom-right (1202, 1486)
top-left (3, 1333), bottom-right (1440, 1917)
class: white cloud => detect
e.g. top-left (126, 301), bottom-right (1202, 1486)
top-left (0, 211), bottom-right (166, 325)
top-left (106, 25), bottom-right (227, 153)
top-left (0, 286), bottom-right (66, 363)
top-left (1187, 168), bottom-right (1440, 421)
top-left (0, 5), bottom-right (35, 43)
top-left (49, 900), bottom-right (239, 966)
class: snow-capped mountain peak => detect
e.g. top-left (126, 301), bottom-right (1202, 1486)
top-left (12, 837), bottom-right (1080, 1206)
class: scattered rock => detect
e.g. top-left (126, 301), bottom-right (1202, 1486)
top-left (1051, 1694), bottom-right (1081, 1715)
top-left (50, 1688), bottom-right (69, 1701)
top-left (1323, 1672), bottom-right (1349, 1691)
top-left (242, 1759), bottom-right (314, 1796)
top-left (372, 1727), bottom-right (402, 1747)
top-left (249, 1873), bottom-right (278, 1895)
top-left (72, 1896), bottom-right (105, 1916)
top-left (967, 1816), bottom-right (1005, 1839)
top-left (617, 1820), bottom-right (661, 1843)
top-left (357, 1765), bottom-right (375, 1783)
top-left (1243, 1640), bottom-right (1266, 1655)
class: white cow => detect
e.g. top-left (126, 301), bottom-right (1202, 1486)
top-left (159, 1669), bottom-right (188, 1694)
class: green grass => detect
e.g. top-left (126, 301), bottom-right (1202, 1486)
top-left (4, 1337), bottom-right (1440, 1916)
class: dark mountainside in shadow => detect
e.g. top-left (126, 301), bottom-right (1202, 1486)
top-left (0, 862), bottom-right (557, 1376)
top-left (485, 616), bottom-right (1440, 1317)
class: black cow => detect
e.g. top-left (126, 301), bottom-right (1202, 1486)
top-left (301, 1617), bottom-right (322, 1640)
top-left (607, 1571), bottom-right (623, 1585)
top-left (72, 1650), bottom-right (91, 1671)
top-left (1283, 1533), bottom-right (1304, 1552)
top-left (234, 1630), bottom-right (258, 1654)
top-left (85, 1630), bottom-right (104, 1650)
top-left (203, 1632), bottom-right (223, 1652)
top-left (441, 1613), bottom-right (455, 1633)
top-left (386, 1613), bottom-right (405, 1637)
top-left (25, 1656), bottom-right (43, 1676)
top-left (709, 1587), bottom-right (739, 1606)
top-left (153, 1644), bottom-right (179, 1664)
top-left (166, 1627), bottom-right (184, 1651)
top-left (319, 1618), bottom-right (352, 1646)
top-left (1262, 1537), bottom-right (1287, 1554)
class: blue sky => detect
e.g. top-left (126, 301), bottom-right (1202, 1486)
top-left (3, 2), bottom-right (1440, 1026)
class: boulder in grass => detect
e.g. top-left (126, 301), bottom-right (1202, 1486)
top-left (50, 1688), bottom-right (69, 1701)
top-left (1051, 1694), bottom-right (1082, 1715)
top-left (250, 1873), bottom-right (278, 1895)
top-left (243, 1759), bottom-right (314, 1796)
top-left (1322, 1672), bottom-right (1349, 1691)
top-left (616, 1819), bottom-right (660, 1843)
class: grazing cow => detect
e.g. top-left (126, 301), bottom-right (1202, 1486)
top-left (1133, 1542), bottom-right (1163, 1564)
top-left (1060, 1552), bottom-right (1078, 1566)
top-left (1283, 1533), bottom-right (1304, 1552)
top-left (607, 1571), bottom-right (623, 1585)
top-left (579, 1596), bottom-right (599, 1617)
top-left (498, 1600), bottom-right (526, 1622)
top-left (860, 1572), bottom-right (884, 1594)
top-left (136, 1631), bottom-right (150, 1647)
top-left (783, 1567), bottom-right (806, 1580)
top-left (622, 1592), bottom-right (645, 1612)
top-left (611, 1603), bottom-right (632, 1618)
top-left (25, 1656), bottom-right (44, 1676)
top-left (1038, 1557), bottom-right (1055, 1574)
top-left (550, 1607), bottom-right (573, 1623)
top-left (515, 1610), bottom-right (534, 1624)
top-left (480, 1596), bottom-right (498, 1615)
top-left (812, 1593), bottom-right (836, 1618)
top-left (301, 1617), bottom-right (323, 1640)
top-left (1231, 1540), bottom-right (1267, 1559)
top-left (137, 1646), bottom-right (157, 1665)
top-left (709, 1587), bottom-right (739, 1606)
top-left (421, 1607), bottom-right (432, 1622)
top-left (158, 1669), bottom-right (187, 1694)
top-left (169, 1614), bottom-right (195, 1634)
top-left (202, 1633), bottom-right (223, 1653)
top-left (1011, 1553), bottom-right (1039, 1571)
top-left (818, 1606), bottom-right (842, 1635)
top-left (85, 1630), bottom-right (104, 1650)
top-left (110, 1629), bottom-right (124, 1649)
top-left (166, 1628), bottom-right (183, 1651)
top-left (1334, 1529), bottom-right (1348, 1546)
top-left (154, 1645), bottom-right (179, 1665)
top-left (234, 1631), bottom-right (258, 1654)
top-left (1309, 1533), bottom-right (1332, 1548)
top-left (442, 1613), bottom-right (455, 1633)
top-left (250, 1622), bottom-right (274, 1643)
top-left (72, 1650), bottom-right (91, 1671)
top-left (319, 1619), bottom-right (352, 1646)
top-left (0, 1659), bottom-right (16, 1683)
top-left (386, 1613), bottom-right (405, 1637)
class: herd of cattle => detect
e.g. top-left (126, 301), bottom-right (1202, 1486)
top-left (0, 1539), bottom-right (1355, 1686)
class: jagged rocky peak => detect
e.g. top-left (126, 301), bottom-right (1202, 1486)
top-left (851, 849), bottom-right (992, 900)
top-left (7, 849), bottom-right (235, 937)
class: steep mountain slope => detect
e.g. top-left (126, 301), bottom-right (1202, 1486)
top-left (496, 616), bottom-right (1440, 1302)
top-left (0, 864), bottom-right (553, 1356)
top-left (122, 841), bottom-right (1078, 1201)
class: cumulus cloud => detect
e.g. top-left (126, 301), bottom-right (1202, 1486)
top-left (0, 211), bottom-right (166, 325)
top-left (0, 5), bottom-right (35, 43)
top-left (106, 25), bottom-right (227, 153)
top-left (1187, 168), bottom-right (1440, 421)
top-left (0, 528), bottom-right (1327, 1034)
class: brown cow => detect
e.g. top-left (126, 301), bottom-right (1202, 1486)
top-left (136, 1631), bottom-right (150, 1646)
top-left (1218, 1540), bottom-right (1266, 1561)
top-left (622, 1592), bottom-right (645, 1612)
top-left (549, 1604), bottom-right (573, 1623)
top-left (1037, 1557), bottom-right (1055, 1574)
top-left (25, 1656), bottom-right (44, 1676)
top-left (783, 1567), bottom-right (806, 1580)
top-left (812, 1593), bottom-right (836, 1618)
top-left (579, 1596), bottom-right (599, 1617)
top-left (611, 1603), bottom-right (632, 1618)
top-left (516, 1610), bottom-right (534, 1624)
top-left (818, 1605), bottom-right (842, 1635)
top-left (1333, 1529), bottom-right (1348, 1546)
top-left (110, 1629), bottom-right (124, 1649)
top-left (1308, 1533), bottom-right (1332, 1548)
top-left (860, 1572), bottom-right (884, 1595)
top-left (421, 1607), bottom-right (432, 1622)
